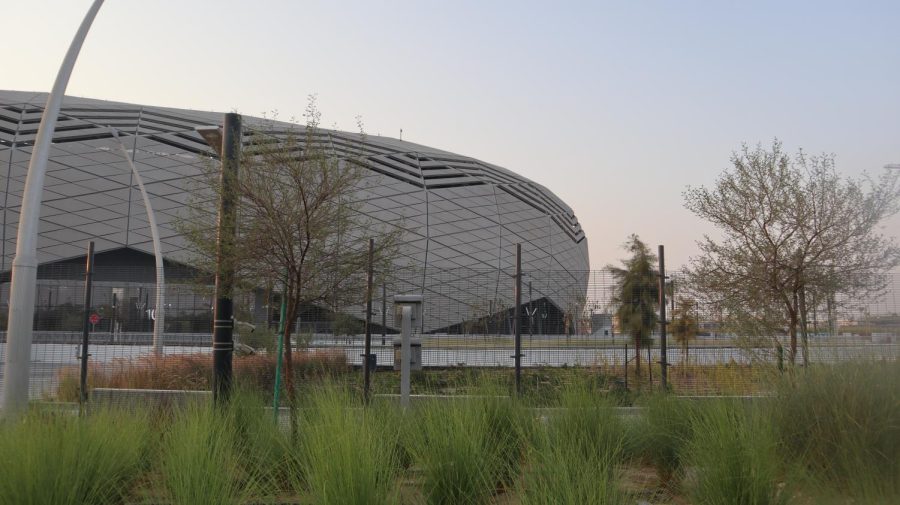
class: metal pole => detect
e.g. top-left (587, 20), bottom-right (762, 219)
top-left (212, 113), bottom-right (241, 404)
top-left (272, 280), bottom-right (286, 423)
top-left (514, 243), bottom-right (522, 395)
top-left (2, 0), bottom-right (104, 418)
top-left (381, 284), bottom-right (386, 345)
top-left (363, 238), bottom-right (374, 403)
top-left (78, 241), bottom-right (95, 413)
top-left (111, 129), bottom-right (165, 355)
top-left (400, 306), bottom-right (412, 409)
top-left (658, 244), bottom-right (668, 391)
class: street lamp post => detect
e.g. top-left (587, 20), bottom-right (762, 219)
top-left (1, 0), bottom-right (105, 417)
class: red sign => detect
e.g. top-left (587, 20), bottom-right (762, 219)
top-left (89, 313), bottom-right (100, 325)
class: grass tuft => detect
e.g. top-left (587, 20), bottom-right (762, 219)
top-left (0, 408), bottom-right (149, 505)
top-left (686, 400), bottom-right (786, 505)
top-left (291, 385), bottom-right (402, 505)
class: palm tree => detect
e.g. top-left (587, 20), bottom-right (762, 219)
top-left (608, 235), bottom-right (659, 380)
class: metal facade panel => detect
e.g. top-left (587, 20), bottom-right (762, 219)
top-left (0, 91), bottom-right (589, 330)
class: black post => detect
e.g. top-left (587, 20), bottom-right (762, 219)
top-left (381, 283), bottom-right (387, 346)
top-left (363, 238), bottom-right (374, 403)
top-left (623, 342), bottom-right (628, 391)
top-left (658, 244), bottom-right (668, 391)
top-left (79, 241), bottom-right (95, 412)
top-left (109, 292), bottom-right (116, 335)
top-left (212, 113), bottom-right (241, 404)
top-left (514, 244), bottom-right (522, 395)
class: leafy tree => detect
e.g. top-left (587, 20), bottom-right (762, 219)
top-left (670, 296), bottom-right (699, 366)
top-left (608, 235), bottom-right (659, 379)
top-left (181, 97), bottom-right (401, 434)
top-left (684, 140), bottom-right (900, 364)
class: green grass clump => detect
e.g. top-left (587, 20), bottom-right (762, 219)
top-left (518, 383), bottom-right (629, 504)
top-left (0, 409), bottom-right (149, 505)
top-left (160, 405), bottom-right (249, 505)
top-left (293, 386), bottom-right (402, 505)
top-left (686, 400), bottom-right (786, 505)
top-left (549, 385), bottom-right (627, 462)
top-left (633, 394), bottom-right (695, 487)
top-left (409, 397), bottom-right (512, 505)
top-left (771, 361), bottom-right (900, 502)
top-left (519, 429), bottom-right (628, 505)
top-left (226, 389), bottom-right (293, 497)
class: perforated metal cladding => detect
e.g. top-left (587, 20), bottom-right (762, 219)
top-left (0, 91), bottom-right (589, 331)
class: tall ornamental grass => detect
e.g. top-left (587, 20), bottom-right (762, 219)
top-left (633, 394), bottom-right (695, 487)
top-left (409, 397), bottom-right (513, 505)
top-left (520, 387), bottom-right (629, 505)
top-left (226, 389), bottom-right (293, 498)
top-left (0, 409), bottom-right (150, 505)
top-left (771, 361), bottom-right (900, 501)
top-left (292, 386), bottom-right (402, 505)
top-left (686, 400), bottom-right (786, 505)
top-left (160, 405), bottom-right (250, 505)
top-left (549, 385), bottom-right (627, 462)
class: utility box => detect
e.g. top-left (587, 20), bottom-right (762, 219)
top-left (393, 294), bottom-right (423, 325)
top-left (393, 337), bottom-right (423, 370)
top-left (393, 294), bottom-right (424, 371)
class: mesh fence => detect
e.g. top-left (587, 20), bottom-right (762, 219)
top-left (1, 263), bottom-right (897, 402)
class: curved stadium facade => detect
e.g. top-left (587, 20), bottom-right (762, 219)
top-left (0, 91), bottom-right (588, 333)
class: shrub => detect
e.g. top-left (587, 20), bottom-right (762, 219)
top-left (55, 349), bottom-right (349, 400)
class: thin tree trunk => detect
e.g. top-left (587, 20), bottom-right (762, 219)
top-left (788, 293), bottom-right (799, 365)
top-left (282, 293), bottom-right (299, 442)
top-left (634, 333), bottom-right (642, 381)
top-left (798, 287), bottom-right (810, 367)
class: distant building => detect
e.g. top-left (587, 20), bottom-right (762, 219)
top-left (0, 91), bottom-right (589, 333)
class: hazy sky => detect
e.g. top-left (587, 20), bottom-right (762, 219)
top-left (4, 0), bottom-right (900, 270)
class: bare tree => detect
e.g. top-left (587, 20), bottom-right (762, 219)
top-left (684, 140), bottom-right (900, 364)
top-left (182, 98), bottom-right (401, 434)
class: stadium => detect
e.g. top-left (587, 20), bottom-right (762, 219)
top-left (0, 90), bottom-right (589, 334)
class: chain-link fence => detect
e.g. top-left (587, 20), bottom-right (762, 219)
top-left (1, 262), bottom-right (897, 402)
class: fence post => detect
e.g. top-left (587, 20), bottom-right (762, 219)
top-left (79, 241), bottom-right (95, 414)
top-left (363, 238), bottom-right (374, 403)
top-left (658, 244), bottom-right (668, 391)
top-left (272, 278), bottom-right (287, 424)
top-left (514, 244), bottom-right (523, 396)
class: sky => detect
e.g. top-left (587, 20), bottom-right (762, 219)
top-left (3, 0), bottom-right (900, 271)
